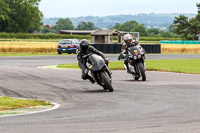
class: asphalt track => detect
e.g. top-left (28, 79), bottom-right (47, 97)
top-left (0, 54), bottom-right (200, 133)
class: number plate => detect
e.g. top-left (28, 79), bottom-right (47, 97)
top-left (62, 45), bottom-right (68, 47)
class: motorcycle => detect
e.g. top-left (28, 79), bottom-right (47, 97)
top-left (83, 53), bottom-right (114, 92)
top-left (119, 45), bottom-right (146, 81)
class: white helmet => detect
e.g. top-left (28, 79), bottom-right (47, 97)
top-left (124, 34), bottom-right (133, 44)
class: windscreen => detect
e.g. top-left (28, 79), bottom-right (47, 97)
top-left (129, 46), bottom-right (142, 55)
top-left (59, 40), bottom-right (72, 44)
top-left (88, 55), bottom-right (105, 71)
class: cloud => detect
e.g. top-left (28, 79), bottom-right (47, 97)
top-left (39, 0), bottom-right (198, 18)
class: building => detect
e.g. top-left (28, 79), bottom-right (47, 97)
top-left (91, 29), bottom-right (122, 44)
top-left (41, 25), bottom-right (54, 29)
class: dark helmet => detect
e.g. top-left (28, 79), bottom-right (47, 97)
top-left (80, 39), bottom-right (89, 53)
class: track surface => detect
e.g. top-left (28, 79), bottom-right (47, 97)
top-left (0, 54), bottom-right (200, 133)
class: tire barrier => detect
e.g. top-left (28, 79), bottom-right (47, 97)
top-left (91, 44), bottom-right (161, 54)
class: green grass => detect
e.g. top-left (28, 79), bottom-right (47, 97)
top-left (57, 59), bottom-right (200, 75)
top-left (57, 63), bottom-right (80, 69)
top-left (0, 53), bottom-right (75, 57)
top-left (145, 59), bottom-right (200, 74)
top-left (0, 96), bottom-right (51, 111)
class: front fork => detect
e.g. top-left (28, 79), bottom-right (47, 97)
top-left (92, 67), bottom-right (112, 86)
top-left (131, 60), bottom-right (144, 76)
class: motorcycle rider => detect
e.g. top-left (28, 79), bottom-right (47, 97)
top-left (77, 39), bottom-right (109, 84)
top-left (118, 33), bottom-right (140, 74)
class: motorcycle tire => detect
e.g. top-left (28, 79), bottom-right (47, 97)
top-left (101, 72), bottom-right (114, 92)
top-left (138, 62), bottom-right (146, 81)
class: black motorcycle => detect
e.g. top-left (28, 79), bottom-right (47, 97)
top-left (119, 45), bottom-right (146, 81)
top-left (83, 53), bottom-right (114, 92)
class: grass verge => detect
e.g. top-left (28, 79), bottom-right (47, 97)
top-left (145, 59), bottom-right (200, 74)
top-left (0, 96), bottom-right (51, 111)
top-left (57, 59), bottom-right (200, 75)
top-left (0, 52), bottom-right (75, 57)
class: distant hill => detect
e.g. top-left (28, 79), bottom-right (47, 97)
top-left (43, 13), bottom-right (196, 30)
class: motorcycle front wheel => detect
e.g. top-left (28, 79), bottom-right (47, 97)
top-left (137, 62), bottom-right (146, 81)
top-left (100, 72), bottom-right (114, 92)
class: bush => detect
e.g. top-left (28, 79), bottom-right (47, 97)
top-left (0, 33), bottom-right (91, 40)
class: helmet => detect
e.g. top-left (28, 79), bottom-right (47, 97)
top-left (79, 39), bottom-right (89, 53)
top-left (124, 34), bottom-right (133, 44)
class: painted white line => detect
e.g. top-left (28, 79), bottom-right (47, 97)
top-left (0, 102), bottom-right (60, 118)
top-left (36, 66), bottom-right (57, 69)
top-left (37, 65), bottom-right (80, 70)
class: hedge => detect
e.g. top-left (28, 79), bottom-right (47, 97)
top-left (0, 33), bottom-right (183, 41)
top-left (109, 36), bottom-right (182, 41)
top-left (140, 37), bottom-right (183, 41)
top-left (0, 33), bottom-right (90, 40)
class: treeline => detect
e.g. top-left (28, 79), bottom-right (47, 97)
top-left (42, 18), bottom-right (182, 38)
top-left (43, 13), bottom-right (196, 29)
top-left (111, 3), bottom-right (200, 39)
top-left (111, 20), bottom-right (181, 38)
top-left (41, 18), bottom-right (96, 34)
top-left (0, 33), bottom-right (182, 41)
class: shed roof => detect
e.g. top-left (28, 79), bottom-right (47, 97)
top-left (59, 30), bottom-right (94, 34)
top-left (91, 29), bottom-right (122, 36)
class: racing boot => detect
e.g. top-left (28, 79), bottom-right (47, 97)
top-left (88, 76), bottom-right (95, 84)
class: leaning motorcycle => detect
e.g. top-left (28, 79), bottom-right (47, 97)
top-left (83, 53), bottom-right (114, 92)
top-left (119, 45), bottom-right (146, 81)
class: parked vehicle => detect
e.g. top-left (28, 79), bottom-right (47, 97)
top-left (83, 53), bottom-right (114, 92)
top-left (120, 45), bottom-right (146, 81)
top-left (57, 39), bottom-right (79, 54)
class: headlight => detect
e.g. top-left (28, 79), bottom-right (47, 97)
top-left (138, 55), bottom-right (141, 58)
top-left (133, 56), bottom-right (137, 60)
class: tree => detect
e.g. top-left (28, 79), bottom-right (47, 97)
top-left (133, 24), bottom-right (148, 36)
top-left (112, 20), bottom-right (148, 36)
top-left (173, 14), bottom-right (200, 39)
top-left (111, 23), bottom-right (121, 30)
top-left (76, 21), bottom-right (95, 30)
top-left (188, 14), bottom-right (200, 38)
top-left (119, 20), bottom-right (138, 32)
top-left (147, 28), bottom-right (160, 35)
top-left (0, 0), bottom-right (43, 33)
top-left (168, 24), bottom-right (176, 32)
top-left (173, 15), bottom-right (190, 38)
top-left (54, 18), bottom-right (74, 32)
top-left (173, 4), bottom-right (200, 39)
top-left (113, 20), bottom-right (138, 32)
top-left (0, 1), bottom-right (11, 32)
top-left (41, 27), bottom-right (52, 34)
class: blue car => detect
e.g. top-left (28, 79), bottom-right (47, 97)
top-left (57, 39), bottom-right (79, 54)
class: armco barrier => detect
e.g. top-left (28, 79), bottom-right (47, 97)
top-left (91, 44), bottom-right (161, 54)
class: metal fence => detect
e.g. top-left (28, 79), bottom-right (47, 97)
top-left (91, 44), bottom-right (161, 54)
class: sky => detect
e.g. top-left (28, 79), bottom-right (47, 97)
top-left (39, 0), bottom-right (199, 18)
